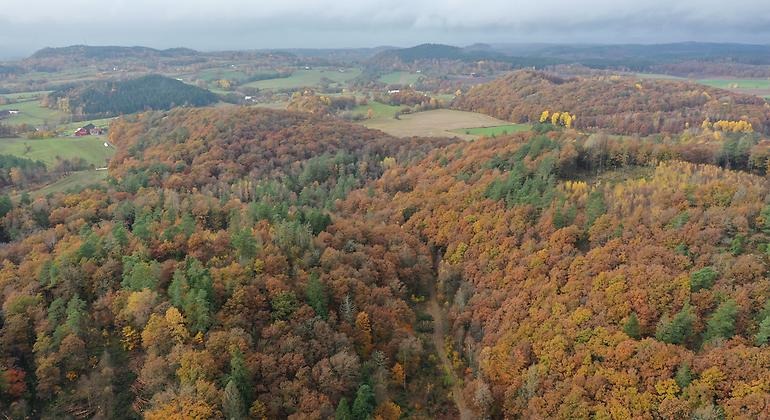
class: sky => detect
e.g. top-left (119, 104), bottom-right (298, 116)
top-left (1, 0), bottom-right (770, 59)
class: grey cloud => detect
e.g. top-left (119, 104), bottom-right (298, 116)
top-left (1, 0), bottom-right (769, 58)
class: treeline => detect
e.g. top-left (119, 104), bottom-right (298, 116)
top-left (46, 75), bottom-right (218, 118)
top-left (452, 70), bottom-right (770, 135)
top-left (286, 92), bottom-right (359, 115)
top-left (0, 154), bottom-right (47, 189)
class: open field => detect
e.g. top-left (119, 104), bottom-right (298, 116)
top-left (362, 109), bottom-right (514, 139)
top-left (195, 67), bottom-right (252, 82)
top-left (0, 136), bottom-right (114, 168)
top-left (352, 101), bottom-right (402, 122)
top-left (696, 78), bottom-right (770, 98)
top-left (697, 78), bottom-right (770, 90)
top-left (28, 170), bottom-right (108, 198)
top-left (636, 73), bottom-right (770, 98)
top-left (379, 71), bottom-right (422, 85)
top-left (0, 99), bottom-right (69, 127)
top-left (635, 73), bottom-right (684, 80)
top-left (452, 124), bottom-right (530, 137)
top-left (1, 91), bottom-right (51, 101)
top-left (243, 68), bottom-right (361, 90)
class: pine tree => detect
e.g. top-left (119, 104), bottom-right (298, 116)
top-left (674, 363), bottom-right (692, 389)
top-left (335, 397), bottom-right (352, 420)
top-left (690, 267), bottom-right (718, 292)
top-left (0, 194), bottom-right (12, 218)
top-left (655, 303), bottom-right (696, 345)
top-left (306, 273), bottom-right (328, 319)
top-left (755, 316), bottom-right (770, 346)
top-left (623, 312), bottom-right (641, 339)
top-left (352, 384), bottom-right (375, 420)
top-left (704, 299), bottom-right (738, 342)
top-left (228, 350), bottom-right (250, 405)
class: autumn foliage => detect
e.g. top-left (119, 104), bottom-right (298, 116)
top-left (452, 70), bottom-right (770, 135)
top-left (2, 105), bottom-right (770, 418)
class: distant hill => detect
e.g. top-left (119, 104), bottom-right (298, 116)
top-left (28, 45), bottom-right (199, 61)
top-left (531, 42), bottom-right (770, 66)
top-left (487, 42), bottom-right (770, 76)
top-left (371, 43), bottom-right (560, 65)
top-left (48, 74), bottom-right (218, 117)
top-left (0, 65), bottom-right (23, 77)
top-left (364, 43), bottom-right (563, 77)
top-left (21, 45), bottom-right (205, 72)
top-left (452, 70), bottom-right (770, 135)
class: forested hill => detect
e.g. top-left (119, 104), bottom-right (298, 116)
top-left (107, 107), bottom-right (455, 191)
top-left (28, 45), bottom-right (200, 61)
top-left (366, 44), bottom-right (562, 73)
top-left (0, 107), bottom-right (459, 418)
top-left (452, 70), bottom-right (770, 135)
top-left (46, 75), bottom-right (218, 118)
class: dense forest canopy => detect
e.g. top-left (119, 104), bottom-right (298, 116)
top-left (1, 103), bottom-right (770, 418)
top-left (452, 70), bottom-right (770, 135)
top-left (46, 75), bottom-right (219, 118)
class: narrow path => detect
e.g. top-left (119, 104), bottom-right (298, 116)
top-left (426, 291), bottom-right (473, 420)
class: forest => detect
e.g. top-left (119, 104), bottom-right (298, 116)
top-left (45, 75), bottom-right (219, 118)
top-left (452, 70), bottom-right (770, 136)
top-left (1, 102), bottom-right (770, 418)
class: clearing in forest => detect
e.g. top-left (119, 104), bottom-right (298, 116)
top-left (362, 108), bottom-right (513, 139)
top-left (243, 68), bottom-right (362, 90)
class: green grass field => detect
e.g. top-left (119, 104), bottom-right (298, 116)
top-left (378, 71), bottom-right (421, 85)
top-left (0, 136), bottom-right (114, 168)
top-left (244, 68), bottom-right (362, 90)
top-left (29, 170), bottom-right (108, 198)
top-left (697, 79), bottom-right (770, 89)
top-left (452, 124), bottom-right (531, 137)
top-left (0, 99), bottom-right (69, 127)
top-left (352, 101), bottom-right (402, 122)
top-left (635, 73), bottom-right (684, 80)
top-left (1, 91), bottom-right (51, 101)
top-left (195, 67), bottom-right (252, 83)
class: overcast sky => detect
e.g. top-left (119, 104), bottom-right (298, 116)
top-left (1, 0), bottom-right (770, 59)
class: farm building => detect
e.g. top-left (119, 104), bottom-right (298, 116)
top-left (75, 123), bottom-right (106, 136)
top-left (0, 109), bottom-right (19, 119)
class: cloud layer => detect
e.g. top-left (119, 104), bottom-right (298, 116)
top-left (1, 0), bottom-right (769, 57)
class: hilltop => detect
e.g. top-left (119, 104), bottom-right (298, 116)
top-left (46, 74), bottom-right (218, 118)
top-left (452, 70), bottom-right (770, 135)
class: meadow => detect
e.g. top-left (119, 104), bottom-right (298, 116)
top-left (0, 99), bottom-right (68, 127)
top-left (351, 101), bottom-right (402, 122)
top-left (0, 136), bottom-right (114, 168)
top-left (637, 73), bottom-right (770, 98)
top-left (452, 124), bottom-right (530, 137)
top-left (243, 68), bottom-right (362, 89)
top-left (697, 78), bottom-right (770, 90)
top-left (27, 170), bottom-right (108, 198)
top-left (362, 108), bottom-right (514, 139)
